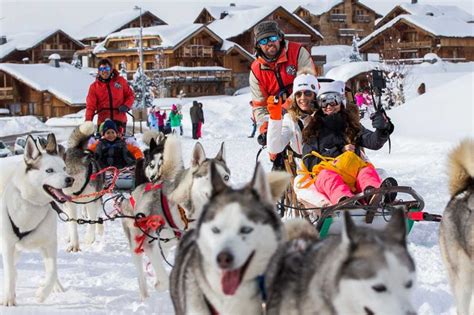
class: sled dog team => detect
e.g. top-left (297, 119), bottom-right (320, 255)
top-left (0, 123), bottom-right (472, 315)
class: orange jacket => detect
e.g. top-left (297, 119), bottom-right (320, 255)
top-left (88, 138), bottom-right (143, 160)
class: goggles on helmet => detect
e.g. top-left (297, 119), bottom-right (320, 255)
top-left (318, 92), bottom-right (343, 108)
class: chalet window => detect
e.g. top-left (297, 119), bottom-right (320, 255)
top-left (149, 39), bottom-right (159, 46)
top-left (118, 41), bottom-right (128, 48)
top-left (145, 62), bottom-right (153, 70)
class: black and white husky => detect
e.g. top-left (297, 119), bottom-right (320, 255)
top-left (170, 163), bottom-right (290, 314)
top-left (265, 208), bottom-right (416, 315)
top-left (1, 134), bottom-right (74, 306)
top-left (121, 135), bottom-right (231, 299)
top-left (439, 139), bottom-right (474, 315)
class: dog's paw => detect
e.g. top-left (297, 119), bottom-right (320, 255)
top-left (2, 295), bottom-right (17, 307)
top-left (35, 288), bottom-right (48, 303)
top-left (154, 279), bottom-right (169, 292)
top-left (84, 231), bottom-right (96, 245)
top-left (66, 243), bottom-right (81, 252)
top-left (53, 280), bottom-right (65, 293)
top-left (139, 290), bottom-right (150, 301)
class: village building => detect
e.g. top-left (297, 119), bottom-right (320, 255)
top-left (0, 61), bottom-right (94, 118)
top-left (0, 29), bottom-right (85, 64)
top-left (194, 4), bottom-right (259, 24)
top-left (293, 0), bottom-right (381, 46)
top-left (358, 15), bottom-right (474, 62)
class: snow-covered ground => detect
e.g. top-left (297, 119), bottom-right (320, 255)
top-left (0, 61), bottom-right (473, 314)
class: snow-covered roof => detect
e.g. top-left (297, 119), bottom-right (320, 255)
top-left (197, 5), bottom-right (259, 20)
top-left (397, 3), bottom-right (473, 22)
top-left (359, 15), bottom-right (474, 48)
top-left (73, 9), bottom-right (166, 40)
top-left (0, 29), bottom-right (84, 60)
top-left (208, 5), bottom-right (322, 41)
top-left (161, 66), bottom-right (230, 71)
top-left (325, 61), bottom-right (381, 82)
top-left (296, 1), bottom-right (381, 17)
top-left (0, 63), bottom-right (95, 105)
top-left (311, 45), bottom-right (351, 60)
top-left (93, 24), bottom-right (214, 54)
top-left (222, 40), bottom-right (255, 61)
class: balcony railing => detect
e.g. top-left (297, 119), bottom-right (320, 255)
top-left (160, 69), bottom-right (232, 82)
top-left (354, 15), bottom-right (371, 23)
top-left (0, 87), bottom-right (14, 100)
top-left (177, 45), bottom-right (214, 58)
top-left (338, 29), bottom-right (360, 37)
top-left (330, 14), bottom-right (347, 22)
top-left (41, 49), bottom-right (76, 59)
top-left (396, 41), bottom-right (432, 49)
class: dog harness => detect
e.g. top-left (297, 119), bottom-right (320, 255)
top-left (8, 208), bottom-right (49, 240)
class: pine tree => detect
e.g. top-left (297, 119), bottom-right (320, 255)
top-left (119, 60), bottom-right (128, 78)
top-left (152, 50), bottom-right (167, 98)
top-left (349, 35), bottom-right (362, 62)
top-left (71, 53), bottom-right (82, 69)
top-left (131, 67), bottom-right (154, 108)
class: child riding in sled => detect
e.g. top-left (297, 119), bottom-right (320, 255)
top-left (88, 119), bottom-right (143, 170)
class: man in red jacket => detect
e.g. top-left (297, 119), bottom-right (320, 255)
top-left (249, 21), bottom-right (315, 143)
top-left (85, 58), bottom-right (135, 134)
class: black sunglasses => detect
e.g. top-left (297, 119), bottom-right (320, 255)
top-left (295, 90), bottom-right (314, 98)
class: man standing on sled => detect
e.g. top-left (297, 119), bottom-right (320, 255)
top-left (249, 21), bottom-right (315, 158)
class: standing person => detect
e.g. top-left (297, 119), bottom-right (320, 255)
top-left (301, 82), bottom-right (394, 205)
top-left (148, 106), bottom-right (158, 130)
top-left (249, 20), bottom-right (315, 144)
top-left (354, 89), bottom-right (364, 108)
top-left (177, 104), bottom-right (184, 136)
top-left (190, 101), bottom-right (200, 139)
top-left (85, 58), bottom-right (134, 134)
top-left (155, 107), bottom-right (167, 133)
top-left (362, 88), bottom-right (375, 115)
top-left (169, 104), bottom-right (183, 136)
top-left (197, 102), bottom-right (204, 139)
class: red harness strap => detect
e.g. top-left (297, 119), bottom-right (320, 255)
top-left (133, 215), bottom-right (165, 254)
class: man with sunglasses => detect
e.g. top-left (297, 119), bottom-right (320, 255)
top-left (85, 58), bottom-right (135, 134)
top-left (249, 21), bottom-right (315, 145)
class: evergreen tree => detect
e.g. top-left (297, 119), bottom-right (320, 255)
top-left (71, 53), bottom-right (82, 69)
top-left (349, 35), bottom-right (362, 62)
top-left (119, 60), bottom-right (128, 78)
top-left (131, 67), bottom-right (154, 108)
top-left (152, 50), bottom-right (167, 98)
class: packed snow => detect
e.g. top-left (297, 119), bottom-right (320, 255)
top-left (0, 59), bottom-right (472, 313)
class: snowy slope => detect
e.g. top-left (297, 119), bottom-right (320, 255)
top-left (0, 67), bottom-right (472, 314)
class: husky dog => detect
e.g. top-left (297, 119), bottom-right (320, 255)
top-left (265, 208), bottom-right (416, 315)
top-left (439, 139), bottom-right (474, 315)
top-left (1, 134), bottom-right (74, 306)
top-left (62, 121), bottom-right (105, 252)
top-left (170, 163), bottom-right (290, 315)
top-left (122, 136), bottom-right (231, 299)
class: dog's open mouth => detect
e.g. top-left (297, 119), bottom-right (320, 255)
top-left (221, 251), bottom-right (255, 295)
top-left (43, 185), bottom-right (72, 203)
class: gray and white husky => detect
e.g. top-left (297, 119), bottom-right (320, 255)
top-left (121, 136), bottom-right (231, 299)
top-left (170, 163), bottom-right (290, 315)
top-left (1, 134), bottom-right (74, 306)
top-left (439, 139), bottom-right (474, 315)
top-left (62, 121), bottom-right (105, 252)
top-left (265, 208), bottom-right (416, 315)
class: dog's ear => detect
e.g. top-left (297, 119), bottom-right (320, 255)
top-left (45, 133), bottom-right (58, 155)
top-left (192, 142), bottom-right (206, 167)
top-left (267, 171), bottom-right (291, 203)
top-left (249, 163), bottom-right (273, 204)
top-left (342, 211), bottom-right (357, 247)
top-left (135, 158), bottom-right (148, 187)
top-left (385, 208), bottom-right (407, 246)
top-left (215, 142), bottom-right (225, 162)
top-left (157, 132), bottom-right (166, 144)
top-left (24, 135), bottom-right (41, 166)
top-left (150, 138), bottom-right (157, 152)
top-left (210, 161), bottom-right (227, 195)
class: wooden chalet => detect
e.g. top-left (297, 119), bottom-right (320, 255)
top-left (194, 4), bottom-right (258, 25)
top-left (0, 30), bottom-right (85, 64)
top-left (94, 24), bottom-right (252, 96)
top-left (358, 15), bottom-right (474, 62)
top-left (0, 62), bottom-right (93, 118)
top-left (294, 0), bottom-right (382, 45)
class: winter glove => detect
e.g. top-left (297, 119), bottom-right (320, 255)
top-left (118, 105), bottom-right (129, 113)
top-left (371, 111), bottom-right (393, 132)
top-left (267, 96), bottom-right (283, 120)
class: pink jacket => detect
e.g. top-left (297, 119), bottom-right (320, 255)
top-left (155, 111), bottom-right (167, 126)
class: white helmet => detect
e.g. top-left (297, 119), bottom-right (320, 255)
top-left (292, 73), bottom-right (319, 97)
top-left (317, 80), bottom-right (345, 96)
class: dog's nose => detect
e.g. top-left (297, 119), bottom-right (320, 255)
top-left (65, 176), bottom-right (75, 187)
top-left (217, 251), bottom-right (234, 269)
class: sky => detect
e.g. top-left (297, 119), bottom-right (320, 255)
top-left (0, 0), bottom-right (472, 36)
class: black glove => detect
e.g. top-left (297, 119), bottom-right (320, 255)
top-left (118, 105), bottom-right (129, 113)
top-left (371, 111), bottom-right (390, 129)
top-left (257, 132), bottom-right (267, 146)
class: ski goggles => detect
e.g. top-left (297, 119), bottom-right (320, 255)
top-left (295, 90), bottom-right (315, 98)
top-left (318, 92), bottom-right (343, 108)
top-left (98, 65), bottom-right (111, 72)
top-left (257, 35), bottom-right (280, 46)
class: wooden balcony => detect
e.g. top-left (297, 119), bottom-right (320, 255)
top-left (177, 45), bottom-right (214, 58)
top-left (160, 69), bottom-right (232, 82)
top-left (354, 15), bottom-right (371, 23)
top-left (396, 41), bottom-right (432, 49)
top-left (338, 29), bottom-right (360, 37)
top-left (41, 49), bottom-right (76, 60)
top-left (0, 87), bottom-right (14, 100)
top-left (330, 14), bottom-right (347, 22)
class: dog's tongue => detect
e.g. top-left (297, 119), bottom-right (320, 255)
top-left (221, 268), bottom-right (243, 295)
top-left (51, 188), bottom-right (72, 202)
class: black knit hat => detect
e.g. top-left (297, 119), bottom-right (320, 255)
top-left (254, 21), bottom-right (281, 43)
top-left (101, 119), bottom-right (118, 135)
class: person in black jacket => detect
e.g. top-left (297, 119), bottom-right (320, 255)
top-left (190, 101), bottom-right (200, 139)
top-left (302, 81), bottom-right (394, 205)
